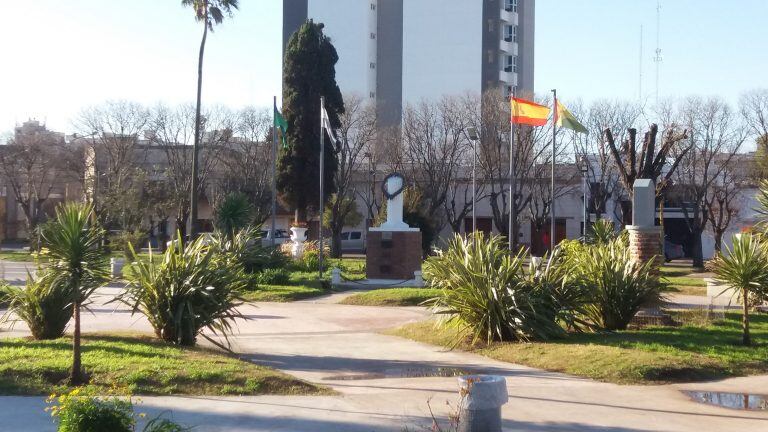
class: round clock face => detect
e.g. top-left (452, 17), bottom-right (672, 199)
top-left (381, 173), bottom-right (406, 200)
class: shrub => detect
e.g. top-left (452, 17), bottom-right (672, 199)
top-left (111, 231), bottom-right (147, 260)
top-left (120, 235), bottom-right (247, 346)
top-left (424, 233), bottom-right (563, 343)
top-left (587, 219), bottom-right (619, 244)
top-left (0, 270), bottom-right (73, 340)
top-left (214, 192), bottom-right (254, 239)
top-left (209, 228), bottom-right (289, 273)
top-left (568, 237), bottom-right (662, 331)
top-left (255, 268), bottom-right (290, 285)
top-left (713, 233), bottom-right (768, 346)
top-left (50, 390), bottom-right (134, 432)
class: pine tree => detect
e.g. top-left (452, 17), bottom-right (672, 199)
top-left (278, 20), bottom-right (344, 224)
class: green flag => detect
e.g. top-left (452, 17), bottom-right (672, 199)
top-left (555, 101), bottom-right (588, 134)
top-left (274, 107), bottom-right (288, 148)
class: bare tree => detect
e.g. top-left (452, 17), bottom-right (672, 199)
top-left (740, 89), bottom-right (768, 178)
top-left (148, 104), bottom-right (230, 239)
top-left (705, 156), bottom-right (746, 253)
top-left (669, 97), bottom-right (746, 266)
top-left (573, 100), bottom-right (642, 222)
top-left (327, 94), bottom-right (377, 257)
top-left (215, 106), bottom-right (272, 224)
top-left (0, 128), bottom-right (63, 232)
top-left (75, 100), bottom-right (149, 231)
top-left (399, 97), bottom-right (469, 235)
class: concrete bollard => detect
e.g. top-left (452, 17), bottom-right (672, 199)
top-left (413, 270), bottom-right (424, 287)
top-left (457, 375), bottom-right (508, 432)
top-left (331, 267), bottom-right (342, 285)
top-left (110, 258), bottom-right (125, 278)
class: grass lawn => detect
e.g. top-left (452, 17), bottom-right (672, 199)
top-left (0, 333), bottom-right (328, 396)
top-left (340, 288), bottom-right (441, 307)
top-left (242, 258), bottom-right (366, 302)
top-left (661, 265), bottom-right (708, 296)
top-left (0, 250), bottom-right (38, 262)
top-left (387, 312), bottom-right (768, 385)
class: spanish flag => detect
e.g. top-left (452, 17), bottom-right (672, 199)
top-left (511, 97), bottom-right (551, 127)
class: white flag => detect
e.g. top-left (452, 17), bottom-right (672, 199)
top-left (320, 103), bottom-right (339, 146)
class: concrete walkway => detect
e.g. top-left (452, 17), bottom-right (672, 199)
top-left (1, 278), bottom-right (767, 430)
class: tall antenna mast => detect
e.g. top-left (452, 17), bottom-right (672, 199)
top-left (653, 0), bottom-right (663, 104)
top-left (639, 25), bottom-right (643, 102)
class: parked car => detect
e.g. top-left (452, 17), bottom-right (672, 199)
top-left (260, 229), bottom-right (294, 247)
top-left (340, 230), bottom-right (365, 252)
top-left (664, 237), bottom-right (685, 262)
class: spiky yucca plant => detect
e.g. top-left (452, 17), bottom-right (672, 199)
top-left (0, 270), bottom-right (73, 340)
top-left (424, 233), bottom-right (563, 344)
top-left (713, 233), bottom-right (768, 346)
top-left (120, 234), bottom-right (247, 346)
top-left (588, 219), bottom-right (618, 245)
top-left (214, 192), bottom-right (254, 240)
top-left (41, 203), bottom-right (109, 384)
top-left (568, 237), bottom-right (662, 330)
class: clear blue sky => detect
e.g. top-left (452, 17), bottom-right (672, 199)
top-left (1, 0), bottom-right (766, 133)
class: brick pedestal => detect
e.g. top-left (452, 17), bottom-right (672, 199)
top-left (366, 230), bottom-right (422, 280)
top-left (627, 225), bottom-right (662, 270)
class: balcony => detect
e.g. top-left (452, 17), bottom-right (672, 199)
top-left (500, 38), bottom-right (517, 54)
top-left (500, 8), bottom-right (518, 24)
top-left (499, 70), bottom-right (518, 85)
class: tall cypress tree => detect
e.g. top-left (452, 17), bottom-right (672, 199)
top-left (278, 20), bottom-right (344, 224)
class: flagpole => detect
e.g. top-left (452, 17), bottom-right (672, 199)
top-left (550, 89), bottom-right (557, 253)
top-left (271, 96), bottom-right (278, 248)
top-left (318, 96), bottom-right (325, 281)
top-left (508, 88), bottom-right (516, 251)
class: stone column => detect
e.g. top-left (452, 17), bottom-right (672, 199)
top-left (628, 179), bottom-right (662, 271)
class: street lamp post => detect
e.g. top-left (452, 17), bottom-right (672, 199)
top-left (579, 155), bottom-right (589, 242)
top-left (466, 127), bottom-right (480, 234)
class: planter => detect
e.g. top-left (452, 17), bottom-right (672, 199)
top-left (289, 226), bottom-right (308, 259)
top-left (110, 257), bottom-right (125, 278)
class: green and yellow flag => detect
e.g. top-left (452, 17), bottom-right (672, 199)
top-left (274, 107), bottom-right (288, 148)
top-left (555, 101), bottom-right (587, 134)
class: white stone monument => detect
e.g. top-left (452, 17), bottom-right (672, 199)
top-left (370, 173), bottom-right (419, 232)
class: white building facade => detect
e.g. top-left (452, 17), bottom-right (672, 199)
top-left (283, 0), bottom-right (536, 126)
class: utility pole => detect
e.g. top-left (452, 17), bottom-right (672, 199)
top-left (654, 0), bottom-right (663, 104)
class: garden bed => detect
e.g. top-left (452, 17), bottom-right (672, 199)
top-left (0, 333), bottom-right (329, 396)
top-left (387, 312), bottom-right (768, 385)
top-left (242, 258), bottom-right (366, 302)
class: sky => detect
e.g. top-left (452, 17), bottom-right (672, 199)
top-left (1, 0), bottom-right (766, 134)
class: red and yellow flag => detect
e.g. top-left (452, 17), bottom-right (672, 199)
top-left (511, 97), bottom-right (551, 127)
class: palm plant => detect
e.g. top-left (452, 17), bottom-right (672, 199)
top-left (424, 233), bottom-right (563, 344)
top-left (588, 219), bottom-right (618, 245)
top-left (713, 233), bottom-right (768, 346)
top-left (120, 234), bottom-right (247, 346)
top-left (181, 0), bottom-right (239, 238)
top-left (568, 237), bottom-right (662, 330)
top-left (214, 192), bottom-right (254, 239)
top-left (0, 270), bottom-right (73, 340)
top-left (41, 203), bottom-right (109, 384)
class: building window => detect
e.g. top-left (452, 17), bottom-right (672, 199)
top-left (504, 25), bottom-right (517, 42)
top-left (369, 62), bottom-right (376, 69)
top-left (370, 32), bottom-right (376, 39)
top-left (370, 3), bottom-right (376, 10)
top-left (513, 55), bottom-right (518, 73)
top-left (505, 0), bottom-right (518, 13)
top-left (506, 86), bottom-right (513, 97)
top-left (504, 55), bottom-right (514, 72)
top-left (369, 92), bottom-right (376, 99)
top-left (513, 25), bottom-right (518, 43)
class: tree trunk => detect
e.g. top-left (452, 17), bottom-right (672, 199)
top-left (714, 230), bottom-right (723, 253)
top-left (691, 228), bottom-right (704, 268)
top-left (330, 229), bottom-right (342, 258)
top-left (742, 287), bottom-right (751, 346)
top-left (190, 16), bottom-right (208, 239)
top-left (70, 300), bottom-right (84, 385)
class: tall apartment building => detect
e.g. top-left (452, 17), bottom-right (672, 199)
top-left (283, 0), bottom-right (535, 126)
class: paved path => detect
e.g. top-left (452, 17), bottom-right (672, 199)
top-left (0, 276), bottom-right (767, 430)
